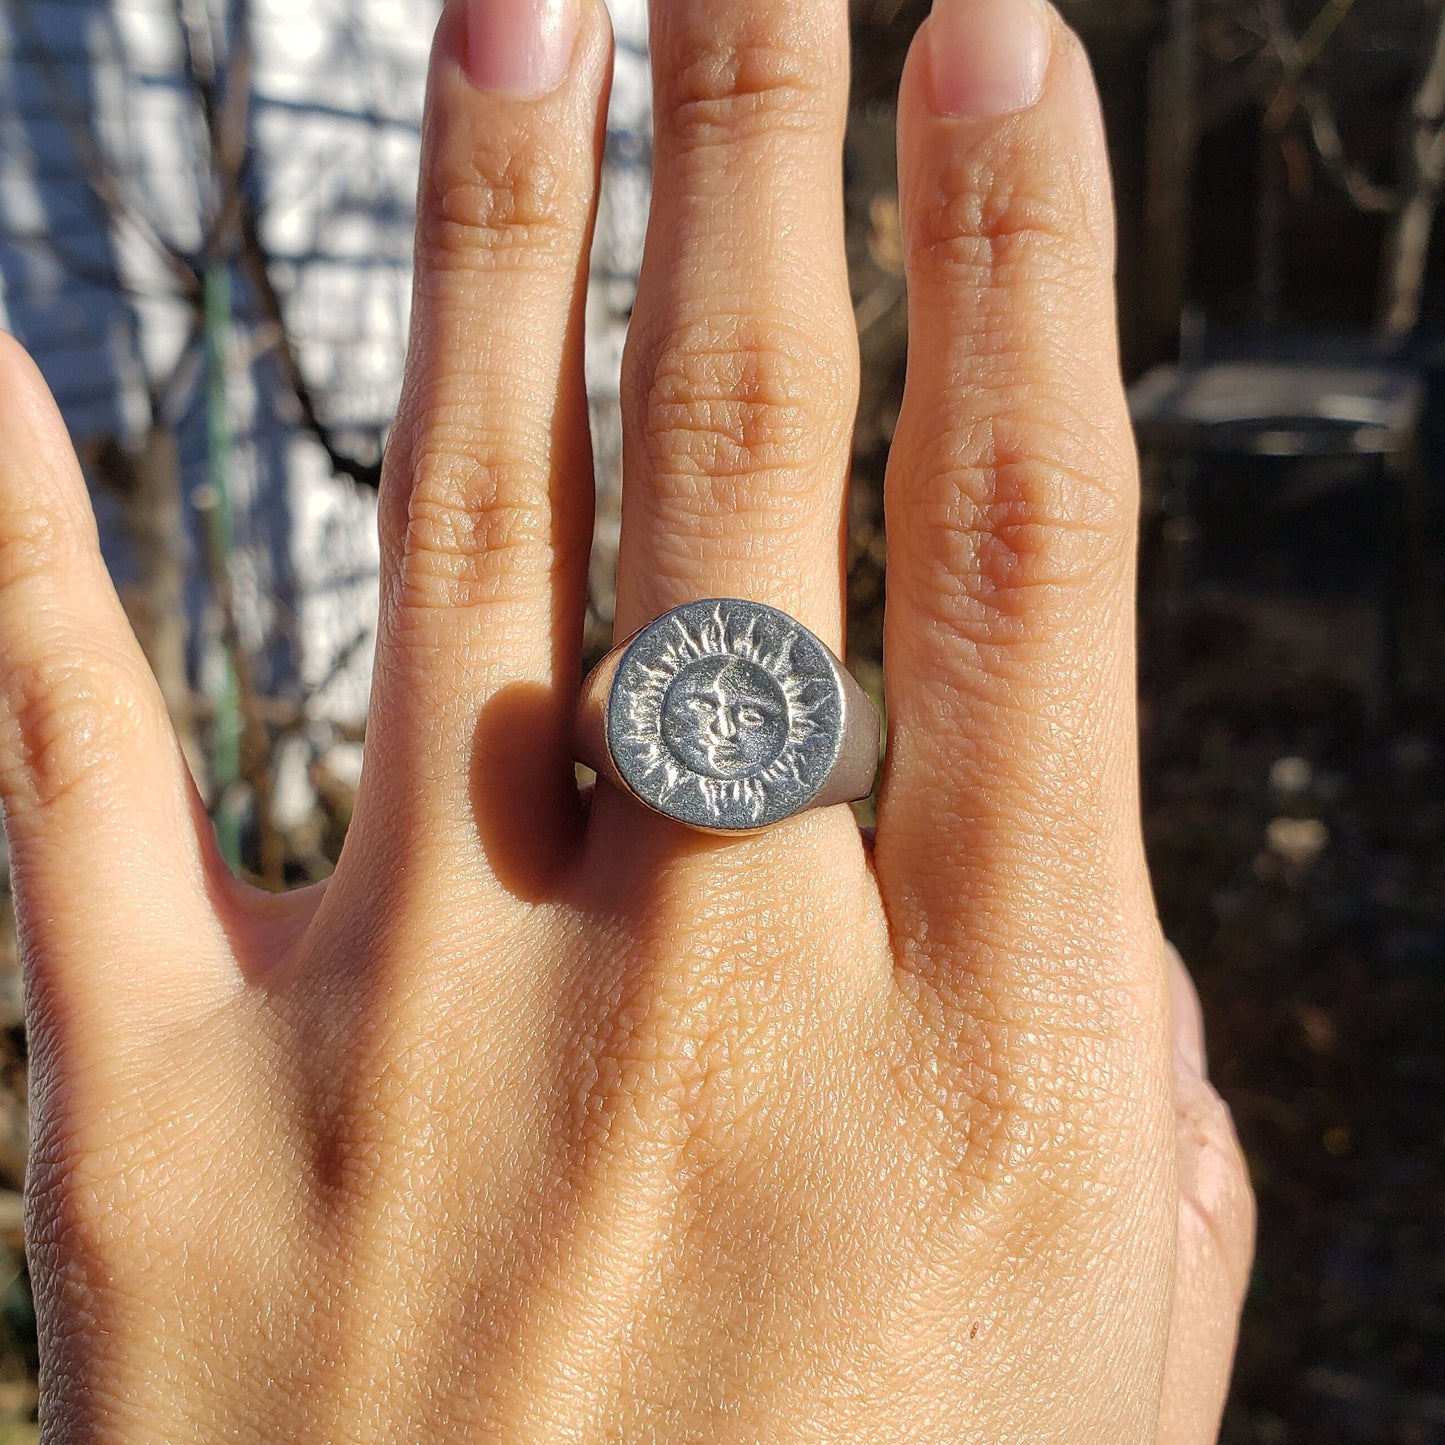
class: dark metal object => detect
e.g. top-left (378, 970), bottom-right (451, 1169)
top-left (1129, 356), bottom-right (1429, 713)
top-left (577, 599), bottom-right (880, 833)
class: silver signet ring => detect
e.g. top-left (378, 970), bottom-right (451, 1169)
top-left (575, 599), bottom-right (881, 834)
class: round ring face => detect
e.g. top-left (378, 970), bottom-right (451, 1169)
top-left (608, 600), bottom-right (845, 831)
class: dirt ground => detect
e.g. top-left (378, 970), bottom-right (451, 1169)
top-left (1143, 599), bottom-right (1445, 1445)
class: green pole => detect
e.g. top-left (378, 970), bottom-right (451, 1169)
top-left (203, 260), bottom-right (243, 871)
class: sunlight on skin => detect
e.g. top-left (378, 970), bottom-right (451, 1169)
top-left (0, 0), bottom-right (1251, 1437)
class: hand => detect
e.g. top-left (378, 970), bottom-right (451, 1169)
top-left (0, 0), bottom-right (1253, 1438)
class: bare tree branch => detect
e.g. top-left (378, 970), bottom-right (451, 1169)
top-left (1292, 0), bottom-right (1357, 76)
top-left (1293, 80), bottom-right (1397, 214)
top-left (1258, 0), bottom-right (1397, 215)
top-left (1379, 0), bottom-right (1445, 338)
top-left (236, 209), bottom-right (385, 489)
top-left (170, 0), bottom-right (383, 488)
top-left (6, 0), bottom-right (201, 302)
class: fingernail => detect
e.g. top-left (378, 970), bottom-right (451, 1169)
top-left (928, 0), bottom-right (1052, 119)
top-left (1167, 944), bottom-right (1209, 1082)
top-left (465, 0), bottom-right (578, 97)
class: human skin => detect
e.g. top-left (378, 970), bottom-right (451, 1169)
top-left (0, 0), bottom-right (1254, 1439)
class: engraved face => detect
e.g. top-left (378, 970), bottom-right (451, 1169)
top-left (607, 599), bottom-right (846, 831)
top-left (660, 656), bottom-right (790, 779)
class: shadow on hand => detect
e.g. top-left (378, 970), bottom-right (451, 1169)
top-left (469, 680), bottom-right (584, 904)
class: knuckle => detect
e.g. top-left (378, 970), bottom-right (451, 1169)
top-left (0, 505), bottom-right (77, 593)
top-left (395, 441), bottom-right (551, 616)
top-left (1177, 1084), bottom-right (1257, 1286)
top-left (910, 141), bottom-right (1110, 287)
top-left (660, 31), bottom-right (835, 144)
top-left (0, 647), bottom-right (153, 817)
top-left (418, 131), bottom-right (577, 268)
top-left (623, 314), bottom-right (855, 521)
top-left (892, 939), bottom-right (1183, 1249)
top-left (899, 406), bottom-right (1136, 635)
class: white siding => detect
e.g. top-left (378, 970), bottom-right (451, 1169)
top-left (0, 0), bottom-right (651, 757)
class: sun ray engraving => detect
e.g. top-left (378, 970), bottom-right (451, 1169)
top-left (613, 602), bottom-right (834, 825)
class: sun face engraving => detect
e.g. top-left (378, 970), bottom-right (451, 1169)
top-left (607, 600), bottom-right (844, 830)
top-left (660, 655), bottom-right (790, 780)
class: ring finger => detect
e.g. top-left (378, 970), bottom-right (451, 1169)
top-left (612, 0), bottom-right (858, 651)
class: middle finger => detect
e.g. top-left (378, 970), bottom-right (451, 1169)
top-left (614, 0), bottom-right (858, 651)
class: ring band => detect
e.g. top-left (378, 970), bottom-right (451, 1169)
top-left (575, 598), bottom-right (881, 834)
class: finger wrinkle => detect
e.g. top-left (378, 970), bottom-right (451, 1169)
top-left (901, 28), bottom-right (1115, 276)
top-left (655, 27), bottom-right (842, 147)
top-left (907, 118), bottom-right (1108, 261)
top-left (626, 315), bottom-right (854, 505)
top-left (0, 502), bottom-right (93, 599)
top-left (419, 149), bottom-right (578, 266)
top-left (890, 491), bottom-right (1132, 642)
top-left (401, 499), bottom-right (550, 601)
top-left (0, 650), bottom-right (156, 819)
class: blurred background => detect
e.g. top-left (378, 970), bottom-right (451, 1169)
top-left (0, 0), bottom-right (1443, 1438)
